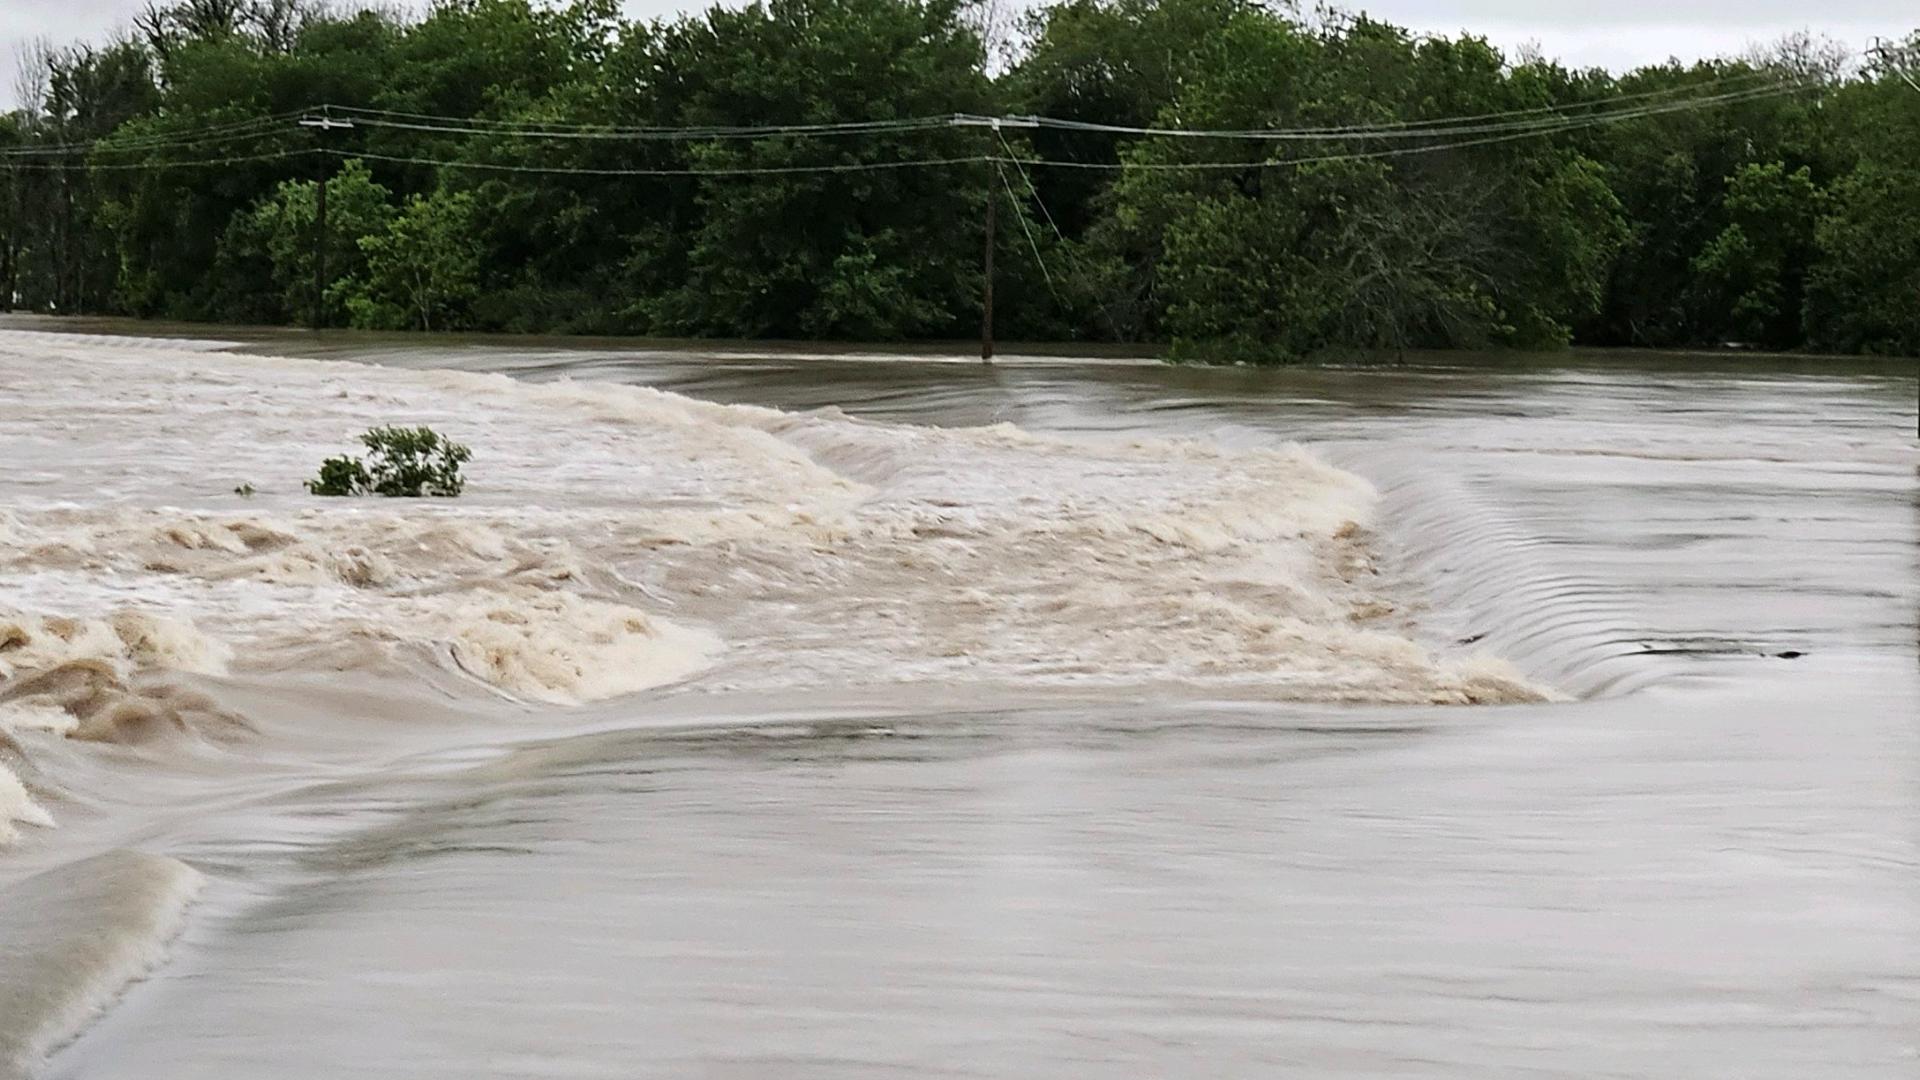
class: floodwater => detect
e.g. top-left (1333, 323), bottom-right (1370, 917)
top-left (1, 324), bottom-right (1916, 1078)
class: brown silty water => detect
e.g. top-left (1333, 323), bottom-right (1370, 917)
top-left (0, 320), bottom-right (1915, 1079)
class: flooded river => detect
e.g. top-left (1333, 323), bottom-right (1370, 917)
top-left (1, 325), bottom-right (1916, 1078)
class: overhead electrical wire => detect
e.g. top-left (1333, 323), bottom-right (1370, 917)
top-left (1876, 42), bottom-right (1920, 94)
top-left (326, 147), bottom-right (992, 175)
top-left (0, 127), bottom-right (296, 161)
top-left (996, 130), bottom-right (1071, 249)
top-left (313, 79), bottom-right (1820, 176)
top-left (1018, 78), bottom-right (1816, 140)
top-left (1010, 86), bottom-right (1818, 170)
top-left (995, 126), bottom-right (1127, 340)
top-left (337, 114), bottom-right (965, 140)
top-left (995, 160), bottom-right (1061, 300)
top-left (318, 67), bottom-right (1794, 140)
top-left (0, 148), bottom-right (312, 171)
top-left (0, 111), bottom-right (303, 158)
top-left (1156, 66), bottom-right (1792, 134)
top-left (0, 72), bottom-right (1819, 173)
top-left (325, 103), bottom-right (986, 137)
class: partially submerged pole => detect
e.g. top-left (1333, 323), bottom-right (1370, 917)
top-left (951, 115), bottom-right (1036, 364)
top-left (296, 109), bottom-right (355, 331)
top-left (981, 173), bottom-right (995, 362)
top-left (313, 171), bottom-right (326, 331)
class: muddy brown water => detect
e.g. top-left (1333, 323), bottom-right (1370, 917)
top-left (3, 321), bottom-right (1916, 1078)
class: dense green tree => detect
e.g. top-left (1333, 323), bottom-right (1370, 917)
top-left (1803, 46), bottom-right (1920, 356)
top-left (1688, 162), bottom-right (1822, 347)
top-left (632, 0), bottom-right (994, 338)
top-left (348, 189), bottom-right (484, 330)
top-left (18, 41), bottom-right (164, 313)
top-left (0, 0), bottom-right (1913, 360)
top-left (1091, 12), bottom-right (1626, 360)
top-left (1, 114), bottom-right (25, 310)
top-left (90, 2), bottom-right (402, 318)
top-left (1578, 52), bottom-right (1838, 348)
top-left (1805, 163), bottom-right (1920, 355)
top-left (208, 159), bottom-right (397, 324)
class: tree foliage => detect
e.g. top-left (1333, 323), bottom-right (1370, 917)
top-left (349, 189), bottom-right (484, 331)
top-left (0, 0), bottom-right (1915, 360)
top-left (307, 426), bottom-right (472, 497)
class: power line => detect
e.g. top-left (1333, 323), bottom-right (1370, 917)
top-left (1012, 82), bottom-right (1816, 170)
top-left (289, 80), bottom-right (1815, 175)
top-left (0, 148), bottom-right (312, 171)
top-left (328, 147), bottom-right (991, 176)
top-left (1868, 38), bottom-right (1920, 95)
top-left (322, 78), bottom-right (1816, 175)
top-left (323, 69), bottom-right (1798, 141)
top-left (1233, 67), bottom-right (1791, 132)
top-left (993, 126), bottom-right (1127, 342)
top-left (327, 103), bottom-right (992, 137)
top-left (326, 76), bottom-right (1811, 144)
top-left (1020, 79), bottom-right (1816, 141)
top-left (338, 113), bottom-right (969, 140)
top-left (996, 130), bottom-right (1070, 249)
top-left (995, 160), bottom-right (1060, 301)
top-left (0, 127), bottom-right (294, 160)
top-left (5, 69), bottom-right (1803, 159)
top-left (0, 112), bottom-right (302, 158)
top-left (0, 72), bottom-right (1818, 174)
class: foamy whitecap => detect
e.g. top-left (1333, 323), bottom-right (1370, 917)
top-left (0, 330), bottom-right (1549, 707)
top-left (431, 589), bottom-right (721, 704)
top-left (0, 605), bottom-right (236, 847)
top-left (0, 764), bottom-right (55, 848)
top-left (0, 850), bottom-right (204, 1077)
top-left (0, 609), bottom-right (230, 683)
top-left (0, 700), bottom-right (70, 845)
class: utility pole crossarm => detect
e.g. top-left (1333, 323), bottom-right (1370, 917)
top-left (948, 115), bottom-right (1041, 130)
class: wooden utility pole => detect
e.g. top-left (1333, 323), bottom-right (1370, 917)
top-left (1, 161), bottom-right (18, 312)
top-left (981, 170), bottom-right (995, 361)
top-left (951, 114), bottom-right (1035, 363)
top-left (297, 110), bottom-right (354, 331)
top-left (313, 170), bottom-right (327, 330)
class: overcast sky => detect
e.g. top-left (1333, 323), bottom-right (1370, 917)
top-left (4, 0), bottom-right (1915, 109)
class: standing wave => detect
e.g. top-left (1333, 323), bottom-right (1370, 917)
top-left (0, 851), bottom-right (204, 1080)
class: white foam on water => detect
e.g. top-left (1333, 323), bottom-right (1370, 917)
top-left (0, 327), bottom-right (1563, 1073)
top-left (0, 328), bottom-right (1543, 707)
top-left (0, 850), bottom-right (204, 1079)
top-left (413, 587), bottom-right (722, 705)
top-left (0, 607), bottom-right (234, 847)
top-left (0, 609), bottom-right (230, 684)
top-left (0, 764), bottom-right (56, 848)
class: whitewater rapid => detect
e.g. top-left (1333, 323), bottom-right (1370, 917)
top-left (4, 326), bottom-right (1916, 1080)
top-left (0, 330), bottom-right (1542, 822)
top-left (0, 329), bottom-right (1543, 1076)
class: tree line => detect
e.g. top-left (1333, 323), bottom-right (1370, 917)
top-left (1, 0), bottom-right (1916, 360)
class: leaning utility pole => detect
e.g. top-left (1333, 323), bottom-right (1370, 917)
top-left (297, 109), bottom-right (354, 331)
top-left (952, 114), bottom-right (1036, 362)
top-left (1868, 38), bottom-right (1920, 438)
top-left (981, 172), bottom-right (995, 361)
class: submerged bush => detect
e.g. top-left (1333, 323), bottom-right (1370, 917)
top-left (307, 426), bottom-right (471, 498)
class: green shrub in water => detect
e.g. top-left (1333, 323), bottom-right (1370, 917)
top-left (307, 426), bottom-right (471, 498)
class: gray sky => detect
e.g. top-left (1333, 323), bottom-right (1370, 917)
top-left (4, 0), bottom-right (1915, 109)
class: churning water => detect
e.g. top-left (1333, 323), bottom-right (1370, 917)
top-left (1, 323), bottom-right (1915, 1078)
